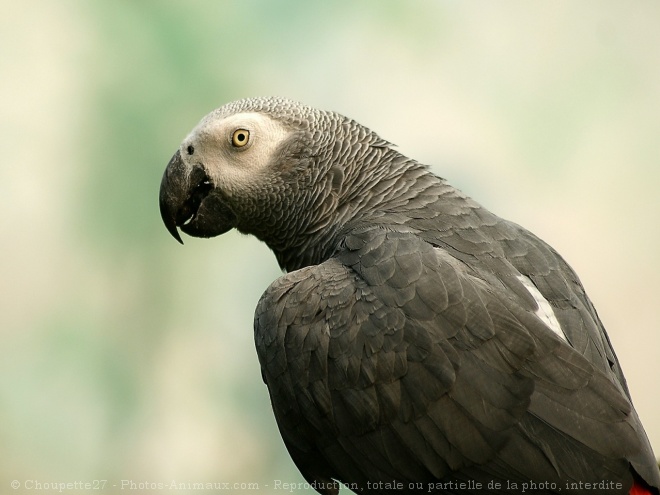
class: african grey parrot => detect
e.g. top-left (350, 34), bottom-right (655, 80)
top-left (159, 97), bottom-right (659, 495)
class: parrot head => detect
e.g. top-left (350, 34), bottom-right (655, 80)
top-left (159, 99), bottom-right (300, 244)
top-left (158, 96), bottom-right (394, 270)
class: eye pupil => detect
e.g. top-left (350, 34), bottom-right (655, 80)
top-left (186, 145), bottom-right (194, 155)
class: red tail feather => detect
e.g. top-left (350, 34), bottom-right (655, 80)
top-left (630, 479), bottom-right (654, 495)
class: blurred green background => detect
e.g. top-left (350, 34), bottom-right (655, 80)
top-left (2, 1), bottom-right (659, 493)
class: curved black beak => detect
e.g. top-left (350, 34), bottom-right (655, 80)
top-left (159, 150), bottom-right (187, 244)
top-left (159, 150), bottom-right (234, 243)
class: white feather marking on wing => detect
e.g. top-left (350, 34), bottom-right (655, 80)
top-left (516, 274), bottom-right (567, 342)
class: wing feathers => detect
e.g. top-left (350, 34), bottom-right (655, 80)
top-left (254, 227), bottom-right (657, 491)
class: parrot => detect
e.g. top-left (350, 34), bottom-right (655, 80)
top-left (159, 97), bottom-right (660, 494)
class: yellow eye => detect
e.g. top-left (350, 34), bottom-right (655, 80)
top-left (232, 129), bottom-right (250, 147)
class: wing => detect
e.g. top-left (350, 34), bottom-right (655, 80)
top-left (414, 198), bottom-right (660, 489)
top-left (254, 226), bottom-right (656, 494)
top-left (418, 203), bottom-right (625, 382)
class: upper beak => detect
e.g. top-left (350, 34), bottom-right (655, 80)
top-left (160, 149), bottom-right (215, 244)
top-left (159, 150), bottom-right (187, 244)
top-left (159, 149), bottom-right (234, 243)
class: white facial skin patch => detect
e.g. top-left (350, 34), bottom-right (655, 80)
top-left (181, 112), bottom-right (290, 197)
top-left (516, 274), bottom-right (567, 342)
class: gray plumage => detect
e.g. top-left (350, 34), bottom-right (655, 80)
top-left (159, 97), bottom-right (660, 494)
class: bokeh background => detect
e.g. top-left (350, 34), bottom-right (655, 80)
top-left (2, 1), bottom-right (659, 493)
